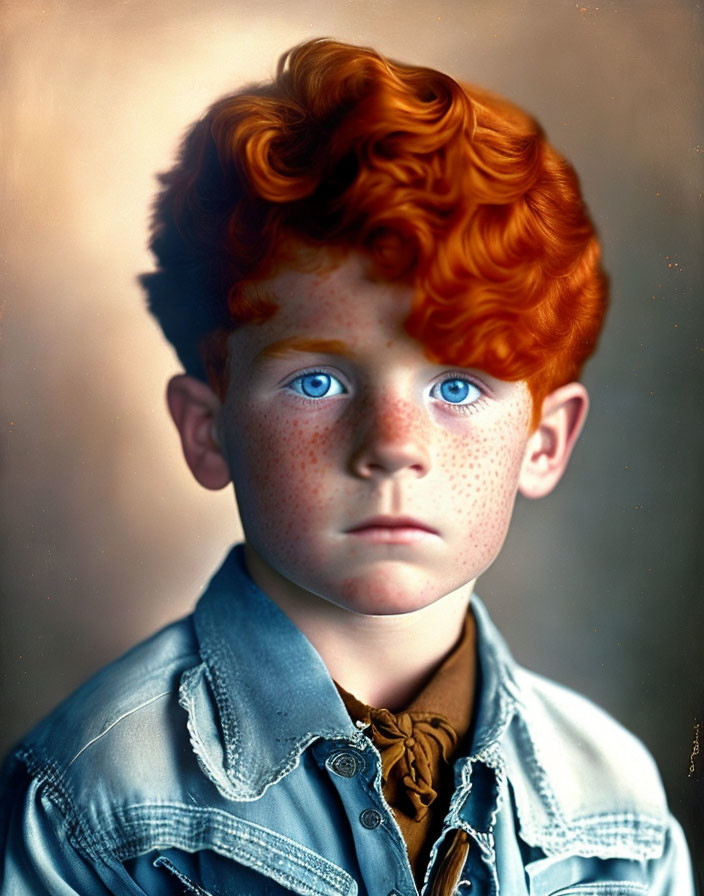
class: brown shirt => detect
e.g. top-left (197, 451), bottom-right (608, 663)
top-left (336, 611), bottom-right (476, 888)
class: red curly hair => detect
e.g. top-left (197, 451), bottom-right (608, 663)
top-left (142, 39), bottom-right (608, 426)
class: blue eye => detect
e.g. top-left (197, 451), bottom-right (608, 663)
top-left (433, 377), bottom-right (482, 406)
top-left (288, 371), bottom-right (346, 399)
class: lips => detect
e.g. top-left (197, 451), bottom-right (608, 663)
top-left (345, 516), bottom-right (439, 544)
top-left (348, 515), bottom-right (438, 533)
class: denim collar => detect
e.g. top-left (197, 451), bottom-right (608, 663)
top-left (466, 591), bottom-right (668, 861)
top-left (184, 546), bottom-right (667, 861)
top-left (186, 545), bottom-right (520, 801)
top-left (465, 594), bottom-right (522, 757)
top-left (188, 545), bottom-right (360, 799)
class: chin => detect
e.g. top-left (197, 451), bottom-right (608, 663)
top-left (331, 568), bottom-right (450, 616)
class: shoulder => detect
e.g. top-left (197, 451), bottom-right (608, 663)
top-left (471, 595), bottom-right (668, 823)
top-left (517, 666), bottom-right (666, 813)
top-left (2, 617), bottom-right (203, 820)
top-left (497, 668), bottom-right (696, 888)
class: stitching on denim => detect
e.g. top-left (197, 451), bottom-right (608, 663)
top-left (507, 712), bottom-right (666, 860)
top-left (177, 664), bottom-right (232, 799)
top-left (80, 802), bottom-right (356, 896)
top-left (490, 754), bottom-right (508, 832)
top-left (67, 692), bottom-right (171, 767)
top-left (15, 747), bottom-right (103, 860)
top-left (180, 670), bottom-right (371, 802)
top-left (449, 750), bottom-right (505, 835)
top-left (522, 812), bottom-right (666, 861)
top-left (469, 596), bottom-right (524, 742)
top-left (180, 660), bottom-right (363, 800)
top-left (511, 711), bottom-right (567, 830)
top-left (469, 676), bottom-right (518, 755)
top-left (194, 564), bottom-right (280, 781)
top-left (191, 555), bottom-right (245, 779)
top-left (178, 664), bottom-right (312, 801)
top-left (201, 637), bottom-right (240, 778)
top-left (549, 884), bottom-right (647, 896)
top-left (249, 728), bottom-right (366, 795)
top-left (193, 559), bottom-right (358, 797)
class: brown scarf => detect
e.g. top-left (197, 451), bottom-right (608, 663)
top-left (336, 611), bottom-right (476, 892)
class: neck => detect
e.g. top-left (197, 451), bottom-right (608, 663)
top-left (244, 547), bottom-right (476, 711)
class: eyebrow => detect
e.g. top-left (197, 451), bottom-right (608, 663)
top-left (254, 337), bottom-right (358, 363)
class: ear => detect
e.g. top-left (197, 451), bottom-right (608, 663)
top-left (166, 374), bottom-right (231, 491)
top-left (518, 382), bottom-right (589, 500)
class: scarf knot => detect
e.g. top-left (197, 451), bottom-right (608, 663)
top-left (367, 707), bottom-right (458, 821)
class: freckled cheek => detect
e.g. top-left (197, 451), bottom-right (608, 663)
top-left (435, 420), bottom-right (527, 564)
top-left (227, 411), bottom-right (344, 543)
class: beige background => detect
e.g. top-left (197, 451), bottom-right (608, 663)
top-left (1, 0), bottom-right (703, 876)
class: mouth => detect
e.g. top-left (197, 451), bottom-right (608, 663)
top-left (345, 515), bottom-right (439, 544)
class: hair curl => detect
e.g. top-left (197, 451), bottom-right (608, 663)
top-left (142, 38), bottom-right (608, 425)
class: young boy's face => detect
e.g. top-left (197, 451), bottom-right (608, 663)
top-left (214, 246), bottom-right (538, 616)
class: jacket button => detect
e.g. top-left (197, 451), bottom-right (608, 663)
top-left (359, 808), bottom-right (383, 829)
top-left (328, 751), bottom-right (361, 778)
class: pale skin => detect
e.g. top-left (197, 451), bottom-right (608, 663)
top-left (168, 248), bottom-right (588, 711)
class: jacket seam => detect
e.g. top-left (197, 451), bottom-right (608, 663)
top-left (15, 747), bottom-right (106, 860)
top-left (86, 802), bottom-right (357, 895)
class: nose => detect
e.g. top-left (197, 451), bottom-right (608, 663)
top-left (349, 396), bottom-right (430, 480)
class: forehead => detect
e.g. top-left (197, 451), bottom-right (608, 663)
top-left (228, 250), bottom-right (418, 359)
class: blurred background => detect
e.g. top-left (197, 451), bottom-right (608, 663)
top-left (1, 0), bottom-right (702, 881)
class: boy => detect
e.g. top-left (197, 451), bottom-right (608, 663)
top-left (0, 38), bottom-right (694, 895)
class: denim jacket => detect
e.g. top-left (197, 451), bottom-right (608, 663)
top-left (0, 546), bottom-right (694, 895)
